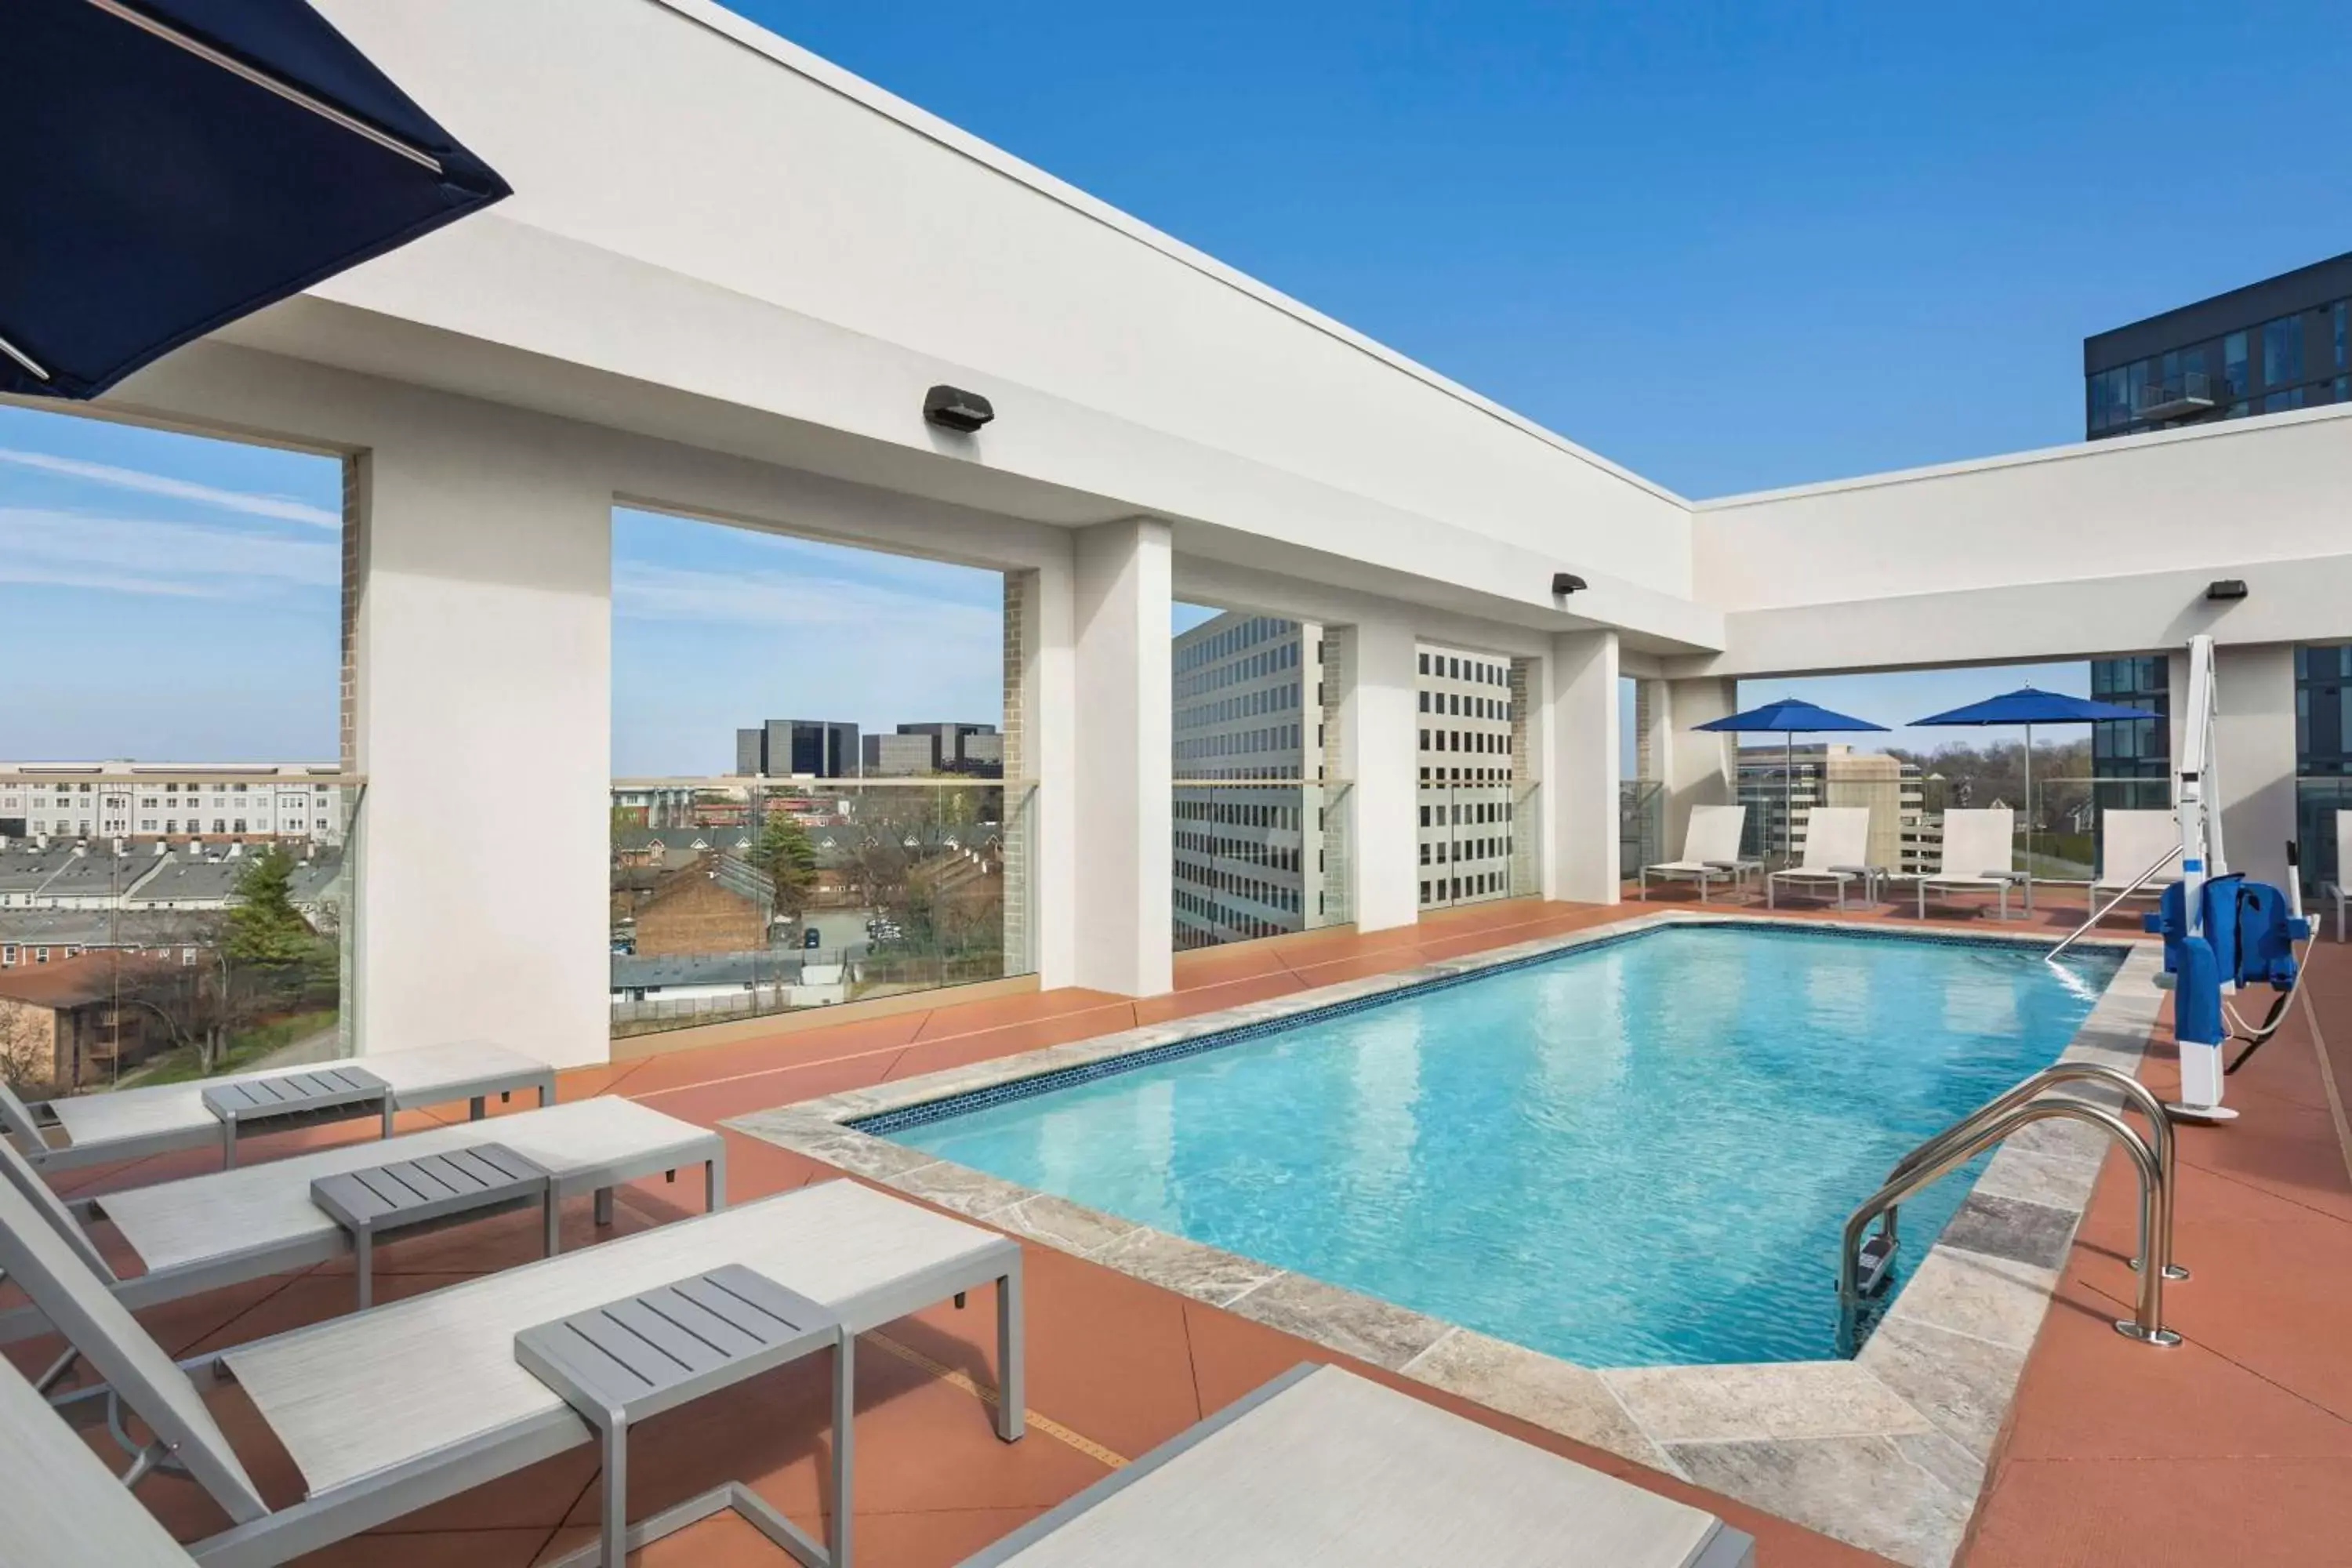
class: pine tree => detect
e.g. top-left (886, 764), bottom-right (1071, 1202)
top-left (223, 845), bottom-right (318, 967)
top-left (752, 813), bottom-right (818, 922)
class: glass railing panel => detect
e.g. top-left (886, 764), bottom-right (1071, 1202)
top-left (1171, 779), bottom-right (1353, 951)
top-left (610, 775), bottom-right (1036, 1039)
top-left (0, 768), bottom-right (358, 1100)
top-left (1417, 781), bottom-right (1521, 912)
top-left (2296, 777), bottom-right (2352, 893)
top-left (1617, 779), bottom-right (1664, 880)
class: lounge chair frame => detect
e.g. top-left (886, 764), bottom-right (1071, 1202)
top-left (1639, 804), bottom-right (1762, 902)
top-left (0, 1177), bottom-right (1023, 1568)
top-left (1914, 807), bottom-right (2027, 920)
top-left (0, 1098), bottom-right (723, 1345)
top-left (1766, 806), bottom-right (1878, 909)
top-left (2315, 809), bottom-right (2349, 942)
top-left (960, 1363), bottom-right (1753, 1568)
top-left (0, 1041), bottom-right (557, 1173)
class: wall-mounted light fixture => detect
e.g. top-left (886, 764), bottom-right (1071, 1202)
top-left (1552, 572), bottom-right (1588, 597)
top-left (924, 384), bottom-right (994, 432)
top-left (2205, 579), bottom-right (2249, 602)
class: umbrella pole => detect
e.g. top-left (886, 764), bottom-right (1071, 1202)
top-left (1786, 734), bottom-right (1795, 869)
top-left (2022, 723), bottom-right (2033, 905)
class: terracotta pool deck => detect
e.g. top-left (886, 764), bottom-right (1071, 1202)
top-left (14, 888), bottom-right (2352, 1565)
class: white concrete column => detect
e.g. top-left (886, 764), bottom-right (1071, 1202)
top-left (1340, 616), bottom-right (1420, 931)
top-left (2212, 643), bottom-right (2298, 890)
top-left (1661, 676), bottom-right (1740, 858)
top-left (1544, 630), bottom-right (1622, 903)
top-left (1065, 518), bottom-right (1173, 996)
top-left (349, 430), bottom-right (612, 1069)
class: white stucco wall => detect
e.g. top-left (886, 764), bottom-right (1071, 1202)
top-left (1689, 407), bottom-right (2352, 676)
top-left (292, 0), bottom-right (1695, 623)
top-left (350, 421), bottom-right (612, 1069)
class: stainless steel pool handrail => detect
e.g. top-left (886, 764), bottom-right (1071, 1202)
top-left (1877, 1063), bottom-right (2183, 1286)
top-left (2048, 844), bottom-right (2182, 962)
top-left (1838, 1100), bottom-right (2179, 1356)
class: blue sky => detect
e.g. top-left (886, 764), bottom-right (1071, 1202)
top-left (613, 511), bottom-right (1003, 775)
top-left (4, 3), bottom-right (2344, 767)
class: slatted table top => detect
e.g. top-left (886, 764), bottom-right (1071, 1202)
top-left (201, 1065), bottom-right (387, 1123)
top-left (514, 1265), bottom-right (841, 1429)
top-left (310, 1142), bottom-right (549, 1236)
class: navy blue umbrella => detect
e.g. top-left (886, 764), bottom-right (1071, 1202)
top-left (5, 0), bottom-right (510, 401)
top-left (1695, 699), bottom-right (1889, 863)
top-left (1911, 686), bottom-right (2154, 869)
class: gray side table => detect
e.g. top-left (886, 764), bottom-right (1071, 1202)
top-left (310, 1142), bottom-right (552, 1308)
top-left (201, 1066), bottom-right (389, 1168)
top-left (517, 1265), bottom-right (852, 1568)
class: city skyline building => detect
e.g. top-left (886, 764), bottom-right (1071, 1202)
top-left (1171, 612), bottom-right (1332, 950)
top-left (2082, 252), bottom-right (2352, 830)
top-left (734, 718), bottom-right (861, 778)
top-left (0, 762), bottom-right (347, 845)
top-left (1416, 644), bottom-right (1521, 910)
top-left (869, 722), bottom-right (1003, 776)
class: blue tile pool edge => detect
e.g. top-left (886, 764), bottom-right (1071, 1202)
top-left (848, 914), bottom-right (2135, 1138)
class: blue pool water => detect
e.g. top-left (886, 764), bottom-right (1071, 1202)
top-left (880, 926), bottom-right (2121, 1366)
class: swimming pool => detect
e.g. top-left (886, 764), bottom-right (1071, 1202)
top-left (871, 924), bottom-right (2122, 1366)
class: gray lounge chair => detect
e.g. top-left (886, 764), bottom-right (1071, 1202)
top-left (960, 1362), bottom-right (1752, 1567)
top-left (1, 1345), bottom-right (197, 1567)
top-left (0, 1174), bottom-right (1022, 1567)
top-left (0, 1039), bottom-right (557, 1172)
top-left (0, 1095), bottom-right (724, 1345)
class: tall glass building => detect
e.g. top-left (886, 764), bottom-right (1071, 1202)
top-left (2084, 254), bottom-right (2352, 862)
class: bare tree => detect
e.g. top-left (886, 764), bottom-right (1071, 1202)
top-left (0, 1004), bottom-right (52, 1094)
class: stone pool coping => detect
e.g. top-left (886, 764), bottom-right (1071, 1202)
top-left (727, 911), bottom-right (2165, 1568)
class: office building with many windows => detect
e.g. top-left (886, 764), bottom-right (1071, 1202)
top-left (734, 719), bottom-right (860, 778)
top-left (0, 763), bottom-right (346, 844)
top-left (1416, 644), bottom-right (1520, 909)
top-left (2085, 251), bottom-right (2352, 441)
top-left (2083, 254), bottom-right (2352, 824)
top-left (1171, 612), bottom-right (1331, 949)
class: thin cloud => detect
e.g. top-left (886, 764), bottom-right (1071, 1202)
top-left (0, 448), bottom-right (339, 528)
top-left (614, 561), bottom-right (1002, 637)
top-left (0, 508), bottom-right (339, 597)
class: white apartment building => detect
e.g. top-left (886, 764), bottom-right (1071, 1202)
top-left (1172, 612), bottom-right (1333, 949)
top-left (0, 763), bottom-right (347, 844)
top-left (1417, 644), bottom-right (1521, 909)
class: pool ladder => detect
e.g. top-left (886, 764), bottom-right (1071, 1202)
top-left (1836, 1063), bottom-right (2183, 1357)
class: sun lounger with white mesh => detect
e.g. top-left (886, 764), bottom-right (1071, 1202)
top-left (1639, 804), bottom-right (1759, 901)
top-left (0, 1040), bottom-right (557, 1173)
top-left (2321, 810), bottom-right (2352, 942)
top-left (2086, 808), bottom-right (2183, 920)
top-left (1913, 807), bottom-right (2026, 919)
top-left (0, 1175), bottom-right (1021, 1568)
top-left (956, 1361), bottom-right (1753, 1568)
top-left (1766, 805), bottom-right (1877, 909)
top-left (0, 1095), bottom-right (722, 1345)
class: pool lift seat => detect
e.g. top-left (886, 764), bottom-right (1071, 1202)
top-left (1836, 1062), bottom-right (2183, 1358)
